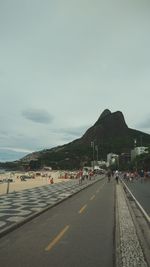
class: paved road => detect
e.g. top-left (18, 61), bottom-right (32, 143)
top-left (123, 180), bottom-right (150, 216)
top-left (0, 177), bottom-right (102, 235)
top-left (0, 179), bottom-right (115, 267)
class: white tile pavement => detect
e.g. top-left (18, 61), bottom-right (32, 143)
top-left (116, 184), bottom-right (148, 267)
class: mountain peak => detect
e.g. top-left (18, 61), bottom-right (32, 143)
top-left (2, 108), bottom-right (150, 171)
top-left (94, 109), bottom-right (111, 126)
top-left (99, 109), bottom-right (111, 119)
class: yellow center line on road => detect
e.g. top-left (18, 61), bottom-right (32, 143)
top-left (90, 195), bottom-right (95, 201)
top-left (45, 225), bottom-right (70, 252)
top-left (78, 204), bottom-right (87, 214)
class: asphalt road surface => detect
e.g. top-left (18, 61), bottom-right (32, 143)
top-left (124, 180), bottom-right (150, 216)
top-left (0, 178), bottom-right (115, 267)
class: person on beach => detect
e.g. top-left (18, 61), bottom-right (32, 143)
top-left (50, 178), bottom-right (54, 184)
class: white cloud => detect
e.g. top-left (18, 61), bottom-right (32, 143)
top-left (0, 147), bottom-right (33, 153)
top-left (22, 109), bottom-right (54, 124)
top-left (0, 0), bottom-right (150, 161)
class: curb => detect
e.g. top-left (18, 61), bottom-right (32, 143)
top-left (120, 180), bottom-right (150, 267)
top-left (121, 179), bottom-right (150, 225)
top-left (115, 183), bottom-right (122, 267)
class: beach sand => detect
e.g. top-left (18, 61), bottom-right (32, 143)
top-left (0, 170), bottom-right (73, 195)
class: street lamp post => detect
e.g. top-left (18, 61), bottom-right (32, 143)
top-left (91, 141), bottom-right (95, 171)
top-left (134, 139), bottom-right (137, 148)
top-left (134, 139), bottom-right (137, 171)
top-left (95, 145), bottom-right (98, 162)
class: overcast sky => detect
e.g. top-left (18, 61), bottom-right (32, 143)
top-left (0, 0), bottom-right (150, 161)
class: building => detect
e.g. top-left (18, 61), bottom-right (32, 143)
top-left (119, 152), bottom-right (131, 166)
top-left (107, 153), bottom-right (119, 167)
top-left (91, 160), bottom-right (107, 169)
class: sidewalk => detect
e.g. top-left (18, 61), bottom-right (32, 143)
top-left (116, 183), bottom-right (148, 267)
top-left (0, 176), bottom-right (103, 237)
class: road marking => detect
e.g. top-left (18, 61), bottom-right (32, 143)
top-left (78, 204), bottom-right (87, 214)
top-left (45, 225), bottom-right (70, 252)
top-left (90, 195), bottom-right (95, 201)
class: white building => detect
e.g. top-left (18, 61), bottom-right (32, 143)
top-left (131, 146), bottom-right (148, 161)
top-left (107, 153), bottom-right (119, 167)
top-left (91, 160), bottom-right (107, 168)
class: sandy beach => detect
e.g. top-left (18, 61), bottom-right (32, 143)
top-left (0, 170), bottom-right (75, 195)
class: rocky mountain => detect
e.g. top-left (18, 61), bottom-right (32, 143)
top-left (17, 109), bottom-right (150, 170)
top-left (1, 109), bottom-right (150, 170)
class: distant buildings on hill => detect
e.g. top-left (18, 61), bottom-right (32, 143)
top-left (91, 146), bottom-right (147, 168)
top-left (103, 146), bottom-right (148, 168)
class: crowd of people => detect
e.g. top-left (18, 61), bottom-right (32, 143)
top-left (122, 170), bottom-right (150, 183)
top-left (48, 168), bottom-right (150, 186)
top-left (106, 169), bottom-right (150, 183)
top-left (76, 168), bottom-right (99, 185)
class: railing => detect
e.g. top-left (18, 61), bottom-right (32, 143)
top-left (120, 178), bottom-right (150, 225)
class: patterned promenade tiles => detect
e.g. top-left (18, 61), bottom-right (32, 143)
top-left (116, 184), bottom-right (148, 267)
top-left (0, 178), bottom-right (100, 235)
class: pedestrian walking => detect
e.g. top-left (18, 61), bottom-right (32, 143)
top-left (78, 169), bottom-right (83, 185)
top-left (107, 169), bottom-right (112, 182)
top-left (115, 170), bottom-right (119, 184)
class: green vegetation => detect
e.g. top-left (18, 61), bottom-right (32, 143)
top-left (131, 147), bottom-right (150, 171)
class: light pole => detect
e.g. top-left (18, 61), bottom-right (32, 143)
top-left (91, 141), bottom-right (95, 171)
top-left (134, 139), bottom-right (137, 148)
top-left (134, 139), bottom-right (137, 171)
top-left (95, 145), bottom-right (98, 163)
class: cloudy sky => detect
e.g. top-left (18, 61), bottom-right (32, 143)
top-left (0, 0), bottom-right (150, 161)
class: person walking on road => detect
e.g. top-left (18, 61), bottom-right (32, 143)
top-left (115, 170), bottom-right (119, 184)
top-left (107, 169), bottom-right (112, 182)
top-left (78, 169), bottom-right (83, 185)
